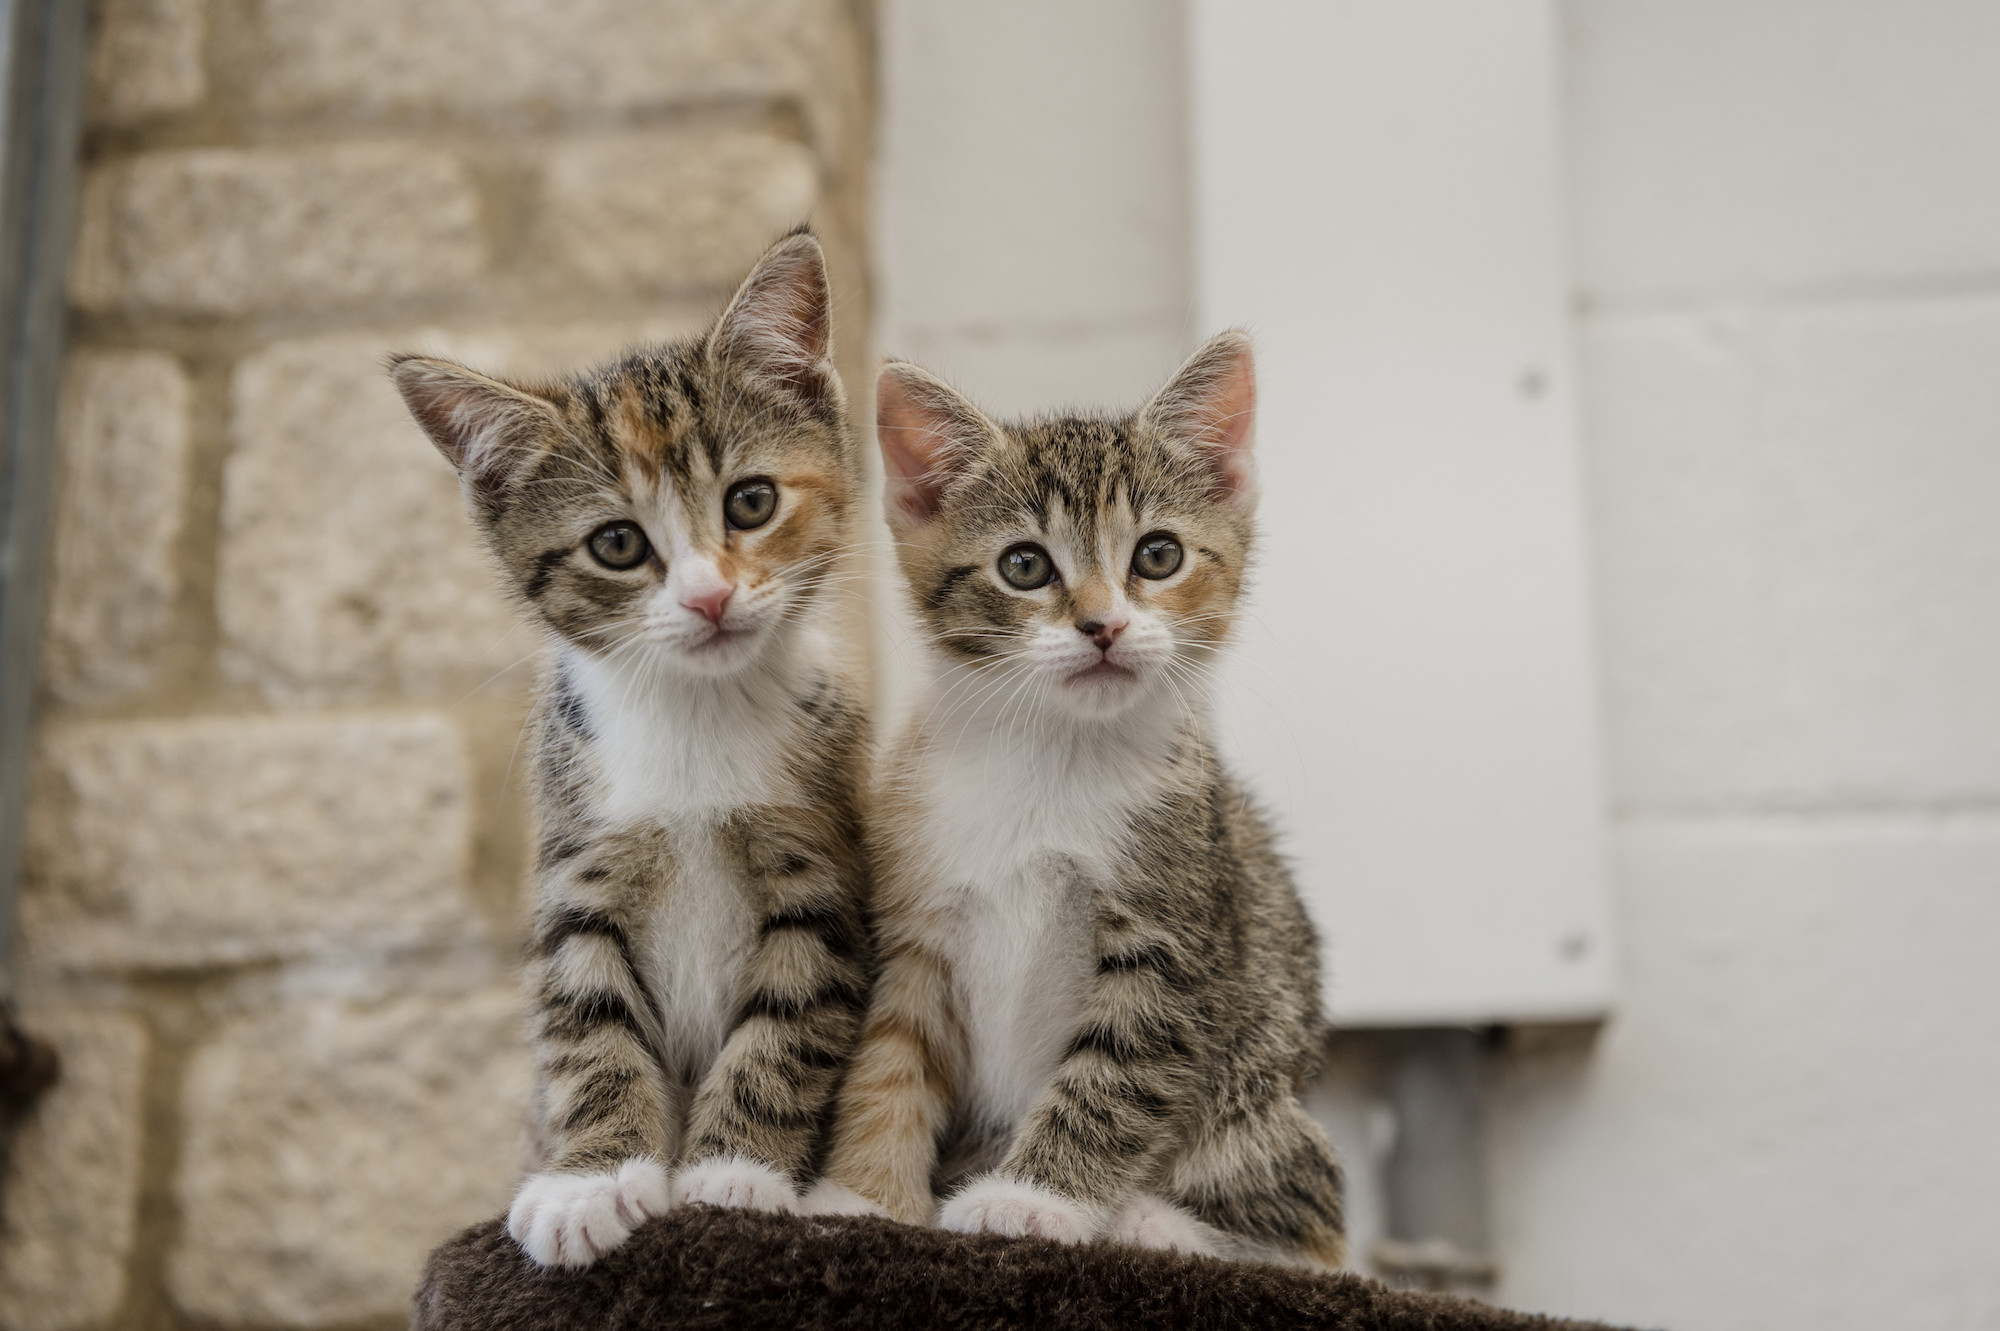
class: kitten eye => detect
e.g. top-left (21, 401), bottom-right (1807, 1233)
top-left (997, 543), bottom-right (1055, 590)
top-left (587, 522), bottom-right (650, 570)
top-left (724, 478), bottom-right (778, 530)
top-left (1132, 533), bottom-right (1183, 580)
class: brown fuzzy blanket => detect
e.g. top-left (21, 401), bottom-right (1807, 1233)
top-left (414, 1208), bottom-right (1634, 1330)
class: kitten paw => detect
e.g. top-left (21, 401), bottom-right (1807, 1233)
top-left (506, 1157), bottom-right (670, 1269)
top-left (1107, 1192), bottom-right (1223, 1256)
top-left (672, 1155), bottom-right (798, 1212)
top-left (937, 1174), bottom-right (1095, 1244)
top-left (797, 1179), bottom-right (892, 1218)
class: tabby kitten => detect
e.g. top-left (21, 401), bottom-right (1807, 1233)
top-left (804, 333), bottom-right (1345, 1265)
top-left (392, 231), bottom-right (872, 1270)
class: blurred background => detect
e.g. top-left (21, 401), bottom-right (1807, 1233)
top-left (0, 1), bottom-right (1995, 1328)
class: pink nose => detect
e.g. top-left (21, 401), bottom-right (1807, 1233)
top-left (681, 584), bottom-right (734, 625)
top-left (1077, 617), bottom-right (1125, 651)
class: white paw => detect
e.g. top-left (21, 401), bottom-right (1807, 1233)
top-left (1107, 1193), bottom-right (1222, 1257)
top-left (506, 1157), bottom-right (670, 1269)
top-left (672, 1155), bottom-right (798, 1213)
top-left (937, 1174), bottom-right (1096, 1244)
top-left (797, 1179), bottom-right (892, 1218)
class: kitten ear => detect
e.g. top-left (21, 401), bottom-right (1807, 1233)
top-left (876, 361), bottom-right (999, 526)
top-left (1141, 330), bottom-right (1257, 505)
top-left (390, 355), bottom-right (562, 498)
top-left (710, 228), bottom-right (836, 406)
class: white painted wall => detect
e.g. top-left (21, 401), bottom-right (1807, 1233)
top-left (876, 3), bottom-right (2000, 1325)
top-left (1187, 0), bottom-right (1612, 1027)
top-left (1485, 4), bottom-right (2000, 1326)
top-left (870, 0), bottom-right (1190, 412)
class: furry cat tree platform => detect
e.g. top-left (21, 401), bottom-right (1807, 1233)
top-left (414, 1208), bottom-right (1633, 1331)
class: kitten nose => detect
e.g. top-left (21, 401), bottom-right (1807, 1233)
top-left (1077, 617), bottom-right (1125, 651)
top-left (681, 583), bottom-right (733, 625)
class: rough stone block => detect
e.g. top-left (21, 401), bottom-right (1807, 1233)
top-left (220, 333), bottom-right (520, 702)
top-left (70, 144), bottom-right (484, 316)
top-left (1566, 0), bottom-right (2000, 295)
top-left (88, 0), bottom-right (206, 125)
top-left (0, 1011), bottom-right (147, 1331)
top-left (1583, 297), bottom-right (2000, 810)
top-left (217, 319), bottom-right (703, 702)
top-left (41, 349), bottom-right (192, 703)
top-left (254, 0), bottom-right (821, 121)
top-left (21, 712), bottom-right (481, 970)
top-left (424, 316), bottom-right (716, 379)
top-left (542, 130), bottom-right (817, 296)
top-left (170, 989), bottom-right (530, 1326)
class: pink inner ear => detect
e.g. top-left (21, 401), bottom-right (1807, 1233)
top-left (716, 237), bottom-right (833, 398)
top-left (392, 358), bottom-right (547, 495)
top-left (877, 370), bottom-right (954, 523)
top-left (1202, 349), bottom-right (1257, 500)
top-left (1152, 337), bottom-right (1257, 504)
top-left (748, 254), bottom-right (829, 366)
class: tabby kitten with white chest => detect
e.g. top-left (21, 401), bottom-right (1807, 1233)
top-left (807, 333), bottom-right (1346, 1265)
top-left (392, 231), bottom-right (872, 1269)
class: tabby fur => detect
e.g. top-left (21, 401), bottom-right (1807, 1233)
top-left (392, 230), bottom-right (872, 1270)
top-left (808, 333), bottom-right (1346, 1266)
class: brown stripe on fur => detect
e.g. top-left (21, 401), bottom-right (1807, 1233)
top-left (822, 946), bottom-right (964, 1225)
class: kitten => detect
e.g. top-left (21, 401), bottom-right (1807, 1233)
top-left (804, 333), bottom-right (1345, 1265)
top-left (392, 230), bottom-right (872, 1270)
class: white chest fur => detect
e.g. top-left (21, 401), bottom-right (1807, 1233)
top-left (559, 645), bottom-right (810, 1084)
top-left (641, 823), bottom-right (755, 1084)
top-left (562, 647), bottom-right (803, 823)
top-left (904, 701), bottom-right (1183, 1139)
top-left (943, 854), bottom-right (1095, 1135)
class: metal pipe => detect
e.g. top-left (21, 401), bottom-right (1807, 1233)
top-left (1373, 1027), bottom-right (1499, 1291)
top-left (0, 0), bottom-right (88, 998)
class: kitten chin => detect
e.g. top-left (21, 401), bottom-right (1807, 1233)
top-left (1013, 655), bottom-right (1152, 726)
top-left (625, 598), bottom-right (785, 680)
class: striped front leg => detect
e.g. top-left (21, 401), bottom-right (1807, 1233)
top-left (509, 838), bottom-right (679, 1268)
top-left (675, 813), bottom-right (872, 1211)
top-left (818, 940), bottom-right (965, 1223)
top-left (939, 901), bottom-right (1208, 1243)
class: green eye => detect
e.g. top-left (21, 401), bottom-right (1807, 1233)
top-left (998, 543), bottom-right (1055, 590)
top-left (588, 522), bottom-right (650, 570)
top-left (1132, 533), bottom-right (1183, 580)
top-left (725, 478), bottom-right (778, 530)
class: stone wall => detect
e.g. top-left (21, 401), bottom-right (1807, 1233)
top-left (0, 1), bottom-right (874, 1326)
